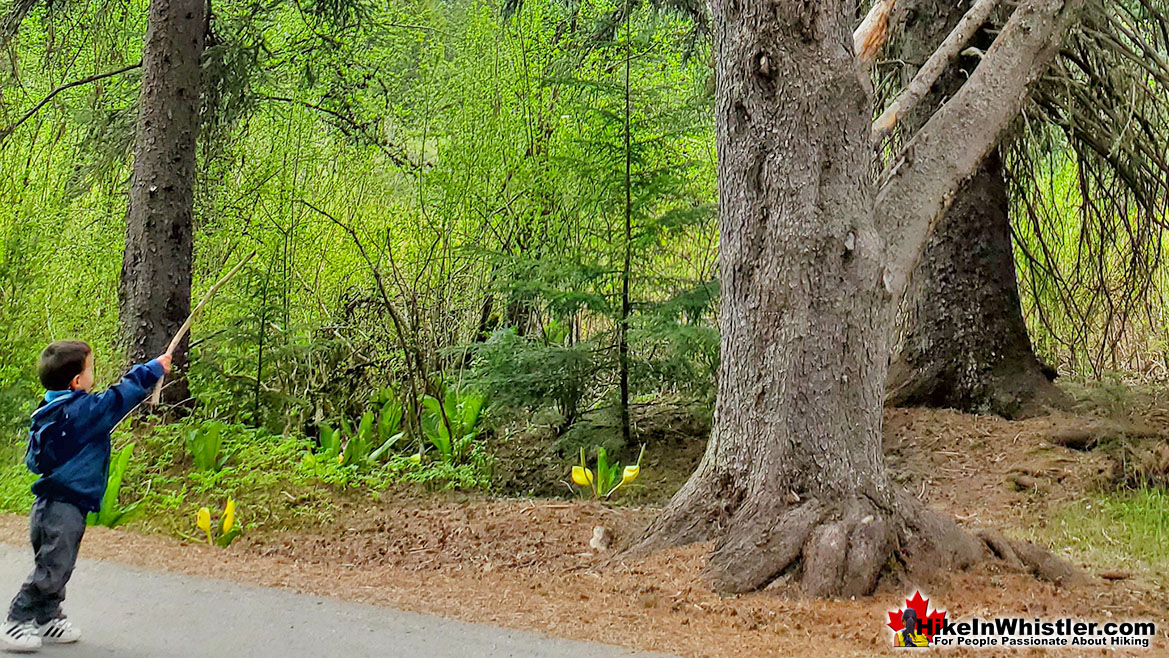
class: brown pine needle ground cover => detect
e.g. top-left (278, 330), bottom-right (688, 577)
top-left (0, 407), bottom-right (1166, 657)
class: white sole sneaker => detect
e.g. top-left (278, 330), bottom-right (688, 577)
top-left (35, 619), bottom-right (79, 644)
top-left (0, 621), bottom-right (41, 653)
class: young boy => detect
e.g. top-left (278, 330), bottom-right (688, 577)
top-left (1, 341), bottom-right (170, 653)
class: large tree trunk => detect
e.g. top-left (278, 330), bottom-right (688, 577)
top-left (119, 0), bottom-right (205, 404)
top-left (888, 150), bottom-right (1070, 418)
top-left (631, 0), bottom-right (1084, 596)
top-left (886, 0), bottom-right (1069, 419)
top-left (629, 0), bottom-right (984, 597)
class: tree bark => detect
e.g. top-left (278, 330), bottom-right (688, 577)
top-left (887, 151), bottom-right (1070, 418)
top-left (886, 0), bottom-right (1070, 419)
top-left (631, 0), bottom-right (1084, 596)
top-left (119, 0), bottom-right (205, 404)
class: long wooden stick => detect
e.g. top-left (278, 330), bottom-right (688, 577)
top-left (149, 251), bottom-right (257, 406)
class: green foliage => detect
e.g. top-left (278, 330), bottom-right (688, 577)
top-left (86, 444), bottom-right (146, 529)
top-left (186, 421), bottom-right (231, 472)
top-left (0, 234), bottom-right (43, 432)
top-left (315, 392), bottom-right (406, 468)
top-left (421, 386), bottom-right (486, 464)
top-left (340, 412), bottom-right (373, 467)
top-left (217, 526), bottom-right (242, 547)
top-left (371, 397), bottom-right (406, 461)
top-left (318, 423), bottom-right (342, 458)
top-left (0, 0), bottom-right (721, 456)
top-left (631, 279), bottom-right (720, 400)
top-left (0, 439), bottom-right (35, 515)
top-left (462, 9), bottom-right (716, 434)
top-left (119, 414), bottom-right (489, 540)
top-left (469, 329), bottom-right (597, 425)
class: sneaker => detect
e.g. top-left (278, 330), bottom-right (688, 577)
top-left (0, 620), bottom-right (41, 653)
top-left (35, 618), bottom-right (79, 644)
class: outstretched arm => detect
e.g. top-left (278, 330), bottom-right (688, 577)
top-left (90, 355), bottom-right (172, 433)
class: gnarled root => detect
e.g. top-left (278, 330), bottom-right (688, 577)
top-left (976, 528), bottom-right (1081, 585)
top-left (626, 486), bottom-right (1081, 596)
top-left (624, 468), bottom-right (740, 557)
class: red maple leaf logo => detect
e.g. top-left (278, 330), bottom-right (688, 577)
top-left (887, 591), bottom-right (947, 641)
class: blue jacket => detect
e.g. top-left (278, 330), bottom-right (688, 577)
top-left (26, 360), bottom-right (165, 512)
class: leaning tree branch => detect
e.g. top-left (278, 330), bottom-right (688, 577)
top-left (871, 0), bottom-right (1002, 145)
top-left (0, 0), bottom-right (39, 49)
top-left (877, 0), bottom-right (1085, 304)
top-left (0, 61), bottom-right (142, 145)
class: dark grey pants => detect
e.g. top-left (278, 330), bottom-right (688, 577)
top-left (8, 498), bottom-right (86, 624)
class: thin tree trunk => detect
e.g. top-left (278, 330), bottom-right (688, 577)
top-left (119, 0), bottom-right (205, 404)
top-left (886, 0), bottom-right (1069, 419)
top-left (618, 0), bottom-right (633, 447)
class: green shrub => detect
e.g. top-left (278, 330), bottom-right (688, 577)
top-left (87, 443), bottom-right (146, 528)
top-left (421, 386), bottom-right (486, 464)
top-left (186, 421), bottom-right (231, 472)
top-left (468, 328), bottom-right (596, 426)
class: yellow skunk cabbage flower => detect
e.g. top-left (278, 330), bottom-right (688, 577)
top-left (572, 466), bottom-right (594, 487)
top-left (196, 507), bottom-right (212, 544)
top-left (221, 499), bottom-right (236, 534)
top-left (622, 464), bottom-right (640, 485)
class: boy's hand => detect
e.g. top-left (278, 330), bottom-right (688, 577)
top-left (156, 354), bottom-right (173, 374)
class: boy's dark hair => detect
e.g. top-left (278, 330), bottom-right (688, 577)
top-left (38, 341), bottom-right (92, 391)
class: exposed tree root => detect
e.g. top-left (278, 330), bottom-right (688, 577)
top-left (977, 528), bottom-right (1080, 585)
top-left (626, 468), bottom-right (739, 556)
top-left (626, 486), bottom-right (1081, 596)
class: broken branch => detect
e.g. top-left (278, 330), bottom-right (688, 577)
top-left (854, 0), bottom-right (898, 65)
top-left (871, 0), bottom-right (1002, 145)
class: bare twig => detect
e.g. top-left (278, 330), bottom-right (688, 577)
top-left (0, 62), bottom-right (142, 145)
top-left (258, 95), bottom-right (425, 171)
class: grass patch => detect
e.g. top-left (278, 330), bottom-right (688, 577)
top-left (0, 463), bottom-right (34, 515)
top-left (1045, 487), bottom-right (1169, 581)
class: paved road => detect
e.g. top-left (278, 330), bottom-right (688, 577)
top-left (0, 545), bottom-right (674, 657)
